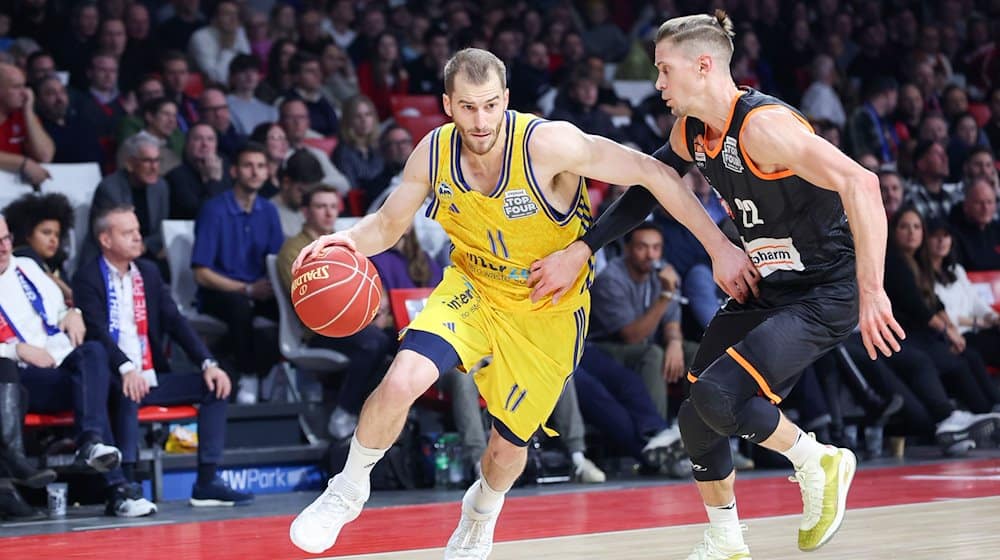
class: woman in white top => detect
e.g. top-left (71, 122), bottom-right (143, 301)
top-left (927, 220), bottom-right (1000, 393)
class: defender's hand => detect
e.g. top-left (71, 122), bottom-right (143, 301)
top-left (528, 240), bottom-right (591, 305)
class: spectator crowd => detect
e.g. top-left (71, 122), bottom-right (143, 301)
top-left (0, 0), bottom-right (999, 521)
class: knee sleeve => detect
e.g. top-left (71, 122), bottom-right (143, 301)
top-left (689, 354), bottom-right (780, 443)
top-left (677, 399), bottom-right (733, 481)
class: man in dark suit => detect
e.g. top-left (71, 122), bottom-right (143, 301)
top-left (82, 135), bottom-right (170, 277)
top-left (74, 205), bottom-right (253, 508)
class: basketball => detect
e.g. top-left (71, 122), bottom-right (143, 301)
top-left (290, 245), bottom-right (382, 338)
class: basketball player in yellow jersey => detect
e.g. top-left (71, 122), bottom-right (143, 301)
top-left (287, 48), bottom-right (758, 558)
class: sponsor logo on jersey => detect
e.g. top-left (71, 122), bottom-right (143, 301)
top-left (444, 280), bottom-right (476, 310)
top-left (503, 189), bottom-right (538, 219)
top-left (693, 134), bottom-right (707, 169)
top-left (438, 182), bottom-right (453, 198)
top-left (466, 254), bottom-right (529, 284)
top-left (741, 236), bottom-right (805, 277)
top-left (722, 136), bottom-right (744, 173)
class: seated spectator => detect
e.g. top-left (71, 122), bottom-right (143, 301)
top-left (24, 50), bottom-right (56, 86)
top-left (165, 122), bottom-right (230, 220)
top-left (249, 121), bottom-right (288, 199)
top-left (119, 3), bottom-right (156, 94)
top-left (588, 224), bottom-right (694, 419)
top-left (371, 226), bottom-right (444, 292)
top-left (273, 148), bottom-right (324, 237)
top-left (277, 184), bottom-right (392, 439)
top-left (296, 9), bottom-right (332, 55)
top-left (845, 76), bottom-right (898, 163)
top-left (155, 0), bottom-right (205, 56)
top-left (625, 94), bottom-right (673, 156)
top-left (74, 205), bottom-right (254, 508)
top-left (549, 71), bottom-right (621, 142)
top-left (984, 87), bottom-right (1000, 152)
top-left (117, 97), bottom-right (183, 173)
top-left (364, 125), bottom-right (412, 203)
top-left (324, 1), bottom-right (356, 50)
top-left (886, 207), bottom-right (1000, 416)
top-left (879, 169), bottom-right (906, 219)
top-left (95, 19), bottom-right (128, 90)
top-left (0, 355), bottom-right (56, 520)
top-left (928, 219), bottom-right (1000, 371)
top-left (188, 1), bottom-right (250, 85)
top-left (406, 27), bottom-right (448, 97)
top-left (332, 95), bottom-right (384, 204)
top-left (73, 51), bottom-right (127, 166)
top-left (0, 215), bottom-right (143, 517)
top-left (160, 51), bottom-right (200, 133)
top-left (88, 135), bottom-right (170, 274)
top-left (115, 76), bottom-right (182, 151)
top-left (356, 32), bottom-right (409, 120)
top-left (959, 147), bottom-right (998, 196)
top-left (800, 54), bottom-right (846, 129)
top-left (226, 54), bottom-right (277, 136)
top-left (34, 75), bottom-right (103, 164)
top-left (892, 82), bottom-right (924, 143)
top-left (0, 62), bottom-right (53, 187)
top-left (950, 178), bottom-right (1000, 271)
top-left (282, 51), bottom-right (339, 137)
top-left (257, 38), bottom-right (296, 104)
top-left (508, 40), bottom-right (551, 114)
top-left (580, 0), bottom-right (629, 63)
top-left (574, 342), bottom-right (685, 476)
top-left (52, 3), bottom-right (98, 92)
top-left (198, 86), bottom-right (245, 160)
top-left (904, 140), bottom-right (962, 221)
top-left (3, 192), bottom-right (74, 305)
top-left (192, 144), bottom-right (283, 404)
top-left (278, 98), bottom-right (350, 193)
top-left (320, 43), bottom-right (360, 110)
top-left (947, 112), bottom-right (993, 182)
top-left (581, 55), bottom-right (632, 118)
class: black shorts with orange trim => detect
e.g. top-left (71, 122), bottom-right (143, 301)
top-left (688, 279), bottom-right (858, 404)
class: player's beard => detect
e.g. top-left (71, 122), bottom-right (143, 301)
top-left (461, 118), bottom-right (504, 156)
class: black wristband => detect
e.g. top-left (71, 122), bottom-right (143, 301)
top-left (580, 185), bottom-right (658, 254)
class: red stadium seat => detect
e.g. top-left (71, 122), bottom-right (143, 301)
top-left (395, 114), bottom-right (449, 142)
top-left (184, 71), bottom-right (205, 98)
top-left (389, 94), bottom-right (443, 119)
top-left (968, 102), bottom-right (991, 128)
top-left (25, 405), bottom-right (198, 428)
top-left (965, 270), bottom-right (1000, 314)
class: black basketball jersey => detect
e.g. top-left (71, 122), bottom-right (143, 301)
top-left (682, 87), bottom-right (855, 288)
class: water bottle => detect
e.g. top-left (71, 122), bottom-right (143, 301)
top-left (434, 435), bottom-right (450, 489)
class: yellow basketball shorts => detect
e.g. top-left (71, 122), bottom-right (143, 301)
top-left (404, 267), bottom-right (589, 444)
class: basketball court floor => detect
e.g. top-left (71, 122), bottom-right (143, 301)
top-left (3, 451), bottom-right (998, 559)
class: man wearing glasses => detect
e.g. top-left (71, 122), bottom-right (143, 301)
top-left (198, 86), bottom-right (246, 161)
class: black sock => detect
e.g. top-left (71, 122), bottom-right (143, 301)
top-left (122, 462), bottom-right (136, 482)
top-left (197, 464), bottom-right (217, 486)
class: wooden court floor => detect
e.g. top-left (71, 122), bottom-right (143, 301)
top-left (338, 497), bottom-right (1000, 559)
top-left (2, 458), bottom-right (998, 559)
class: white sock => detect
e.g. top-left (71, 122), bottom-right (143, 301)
top-left (342, 435), bottom-right (387, 487)
top-left (782, 430), bottom-right (829, 469)
top-left (570, 451), bottom-right (585, 467)
top-left (469, 477), bottom-right (507, 515)
top-left (705, 499), bottom-right (740, 531)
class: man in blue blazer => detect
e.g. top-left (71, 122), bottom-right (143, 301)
top-left (74, 204), bottom-right (253, 508)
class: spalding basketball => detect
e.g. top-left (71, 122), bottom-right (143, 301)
top-left (290, 245), bottom-right (382, 337)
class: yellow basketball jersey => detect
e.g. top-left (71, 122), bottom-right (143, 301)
top-left (426, 111), bottom-right (593, 313)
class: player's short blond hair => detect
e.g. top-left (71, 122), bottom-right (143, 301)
top-left (655, 10), bottom-right (735, 62)
top-left (443, 48), bottom-right (507, 95)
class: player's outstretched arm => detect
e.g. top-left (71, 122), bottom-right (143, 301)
top-left (293, 135), bottom-right (433, 271)
top-left (528, 121), bottom-right (758, 304)
top-left (741, 108), bottom-right (905, 358)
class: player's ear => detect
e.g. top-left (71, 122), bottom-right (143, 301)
top-left (698, 54), bottom-right (713, 75)
top-left (503, 88), bottom-right (510, 108)
top-left (442, 93), bottom-right (452, 117)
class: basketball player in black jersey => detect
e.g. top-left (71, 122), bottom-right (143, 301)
top-left (530, 11), bottom-right (906, 559)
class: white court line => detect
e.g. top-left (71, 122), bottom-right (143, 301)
top-left (72, 519), bottom-right (176, 531)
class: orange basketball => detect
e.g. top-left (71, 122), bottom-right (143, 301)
top-left (290, 245), bottom-right (382, 337)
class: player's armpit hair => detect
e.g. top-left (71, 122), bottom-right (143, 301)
top-left (579, 186), bottom-right (658, 254)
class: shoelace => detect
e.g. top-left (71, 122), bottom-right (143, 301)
top-left (456, 517), bottom-right (489, 551)
top-left (790, 466), bottom-right (825, 528)
top-left (311, 483), bottom-right (360, 530)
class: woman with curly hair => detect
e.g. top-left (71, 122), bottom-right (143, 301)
top-left (1, 193), bottom-right (75, 305)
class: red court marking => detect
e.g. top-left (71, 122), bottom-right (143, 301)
top-left (5, 459), bottom-right (999, 559)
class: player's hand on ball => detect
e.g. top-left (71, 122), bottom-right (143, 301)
top-left (293, 232), bottom-right (358, 272)
top-left (711, 242), bottom-right (760, 304)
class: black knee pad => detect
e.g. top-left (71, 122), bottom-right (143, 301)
top-left (689, 354), bottom-right (780, 443)
top-left (678, 398), bottom-right (734, 481)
